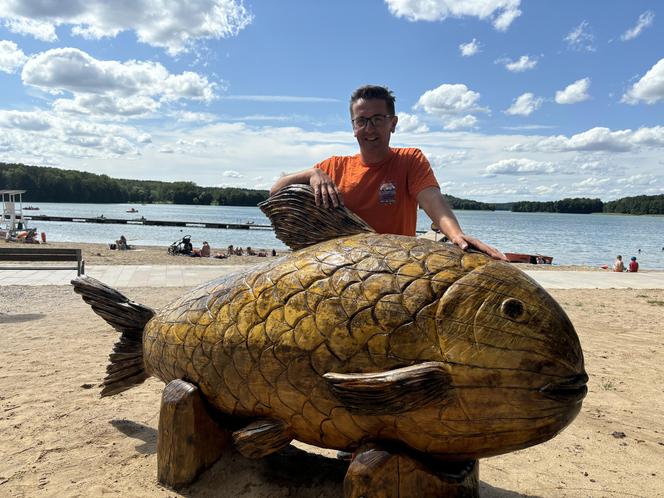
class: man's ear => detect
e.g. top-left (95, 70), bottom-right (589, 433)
top-left (391, 115), bottom-right (398, 133)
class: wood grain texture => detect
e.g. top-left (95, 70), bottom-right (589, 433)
top-left (143, 231), bottom-right (586, 459)
top-left (344, 442), bottom-right (479, 498)
top-left (157, 379), bottom-right (231, 489)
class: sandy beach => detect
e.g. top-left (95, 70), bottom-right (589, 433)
top-left (1, 241), bottom-right (663, 497)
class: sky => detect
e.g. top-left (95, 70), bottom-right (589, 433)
top-left (0, 0), bottom-right (663, 203)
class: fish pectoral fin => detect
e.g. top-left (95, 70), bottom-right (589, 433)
top-left (232, 418), bottom-right (293, 458)
top-left (323, 362), bottom-right (453, 415)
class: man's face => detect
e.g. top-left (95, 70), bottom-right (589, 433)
top-left (351, 98), bottom-right (397, 160)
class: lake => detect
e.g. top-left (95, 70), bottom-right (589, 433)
top-left (15, 202), bottom-right (664, 269)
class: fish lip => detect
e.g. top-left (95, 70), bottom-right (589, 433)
top-left (540, 373), bottom-right (588, 402)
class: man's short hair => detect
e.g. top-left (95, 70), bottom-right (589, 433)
top-left (350, 85), bottom-right (396, 116)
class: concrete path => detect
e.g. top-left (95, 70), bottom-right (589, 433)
top-left (2, 264), bottom-right (664, 289)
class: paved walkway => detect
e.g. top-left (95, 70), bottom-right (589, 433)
top-left (1, 264), bottom-right (664, 289)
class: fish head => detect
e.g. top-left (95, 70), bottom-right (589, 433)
top-left (432, 259), bottom-right (587, 457)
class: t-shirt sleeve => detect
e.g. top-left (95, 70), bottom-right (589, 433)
top-left (314, 157), bottom-right (335, 175)
top-left (407, 149), bottom-right (439, 197)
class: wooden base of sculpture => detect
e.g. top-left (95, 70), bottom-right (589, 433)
top-left (157, 379), bottom-right (231, 489)
top-left (344, 443), bottom-right (479, 498)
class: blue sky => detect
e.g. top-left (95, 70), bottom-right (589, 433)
top-left (0, 0), bottom-right (663, 202)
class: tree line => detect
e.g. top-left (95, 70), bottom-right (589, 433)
top-left (0, 162), bottom-right (267, 206)
top-left (2, 162), bottom-right (662, 214)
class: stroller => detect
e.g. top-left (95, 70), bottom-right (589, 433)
top-left (167, 235), bottom-right (193, 255)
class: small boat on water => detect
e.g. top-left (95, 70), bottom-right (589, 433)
top-left (505, 252), bottom-right (553, 265)
top-left (126, 208), bottom-right (139, 213)
top-left (24, 206), bottom-right (40, 210)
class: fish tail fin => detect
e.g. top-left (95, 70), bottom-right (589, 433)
top-left (71, 276), bottom-right (155, 397)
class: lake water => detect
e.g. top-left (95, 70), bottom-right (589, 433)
top-left (15, 202), bottom-right (664, 269)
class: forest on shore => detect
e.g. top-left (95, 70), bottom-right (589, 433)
top-left (1, 162), bottom-right (663, 214)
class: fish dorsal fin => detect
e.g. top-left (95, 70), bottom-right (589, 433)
top-left (323, 362), bottom-right (453, 415)
top-left (258, 184), bottom-right (374, 250)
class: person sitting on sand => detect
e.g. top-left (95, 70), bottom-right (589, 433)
top-left (628, 256), bottom-right (639, 273)
top-left (227, 244), bottom-right (234, 257)
top-left (235, 247), bottom-right (244, 256)
top-left (246, 246), bottom-right (256, 256)
top-left (271, 249), bottom-right (277, 257)
top-left (200, 241), bottom-right (210, 257)
top-left (613, 255), bottom-right (624, 272)
top-left (257, 251), bottom-right (267, 257)
top-left (116, 235), bottom-right (128, 250)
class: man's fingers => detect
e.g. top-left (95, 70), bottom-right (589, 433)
top-left (328, 184), bottom-right (340, 208)
top-left (321, 184), bottom-right (330, 209)
top-left (313, 185), bottom-right (321, 206)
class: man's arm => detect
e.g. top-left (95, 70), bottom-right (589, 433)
top-left (270, 167), bottom-right (342, 208)
top-left (417, 187), bottom-right (507, 261)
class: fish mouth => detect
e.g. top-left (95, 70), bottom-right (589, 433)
top-left (540, 373), bottom-right (588, 402)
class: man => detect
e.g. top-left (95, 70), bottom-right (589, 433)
top-left (270, 85), bottom-right (505, 260)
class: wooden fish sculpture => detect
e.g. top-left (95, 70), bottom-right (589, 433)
top-left (72, 185), bottom-right (587, 462)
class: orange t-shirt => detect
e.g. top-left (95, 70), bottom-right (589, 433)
top-left (315, 147), bottom-right (439, 236)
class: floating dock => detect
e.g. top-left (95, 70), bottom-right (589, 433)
top-left (6, 214), bottom-right (272, 230)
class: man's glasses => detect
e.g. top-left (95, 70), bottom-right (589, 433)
top-left (352, 114), bottom-right (393, 129)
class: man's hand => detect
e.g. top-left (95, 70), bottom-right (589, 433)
top-left (309, 169), bottom-right (343, 209)
top-left (449, 233), bottom-right (508, 261)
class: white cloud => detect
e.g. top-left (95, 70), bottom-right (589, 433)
top-left (486, 158), bottom-right (556, 175)
top-left (459, 38), bottom-right (480, 57)
top-left (0, 39), bottom-right (27, 73)
top-left (414, 84), bottom-right (488, 129)
top-left (222, 170), bottom-right (243, 178)
top-left (513, 126), bottom-right (664, 153)
top-left (0, 0), bottom-right (252, 55)
top-left (505, 93), bottom-right (543, 116)
top-left (21, 48), bottom-right (216, 118)
top-left (427, 151), bottom-right (468, 168)
top-left (396, 112), bottom-right (429, 133)
top-left (384, 0), bottom-right (521, 30)
top-left (0, 110), bottom-right (51, 131)
top-left (555, 78), bottom-right (591, 104)
top-left (500, 55), bottom-right (537, 72)
top-left (564, 21), bottom-right (595, 52)
top-left (444, 115), bottom-right (478, 130)
top-left (0, 109), bottom-right (150, 161)
top-left (616, 174), bottom-right (657, 186)
top-left (622, 58), bottom-right (664, 104)
top-left (2, 16), bottom-right (57, 41)
top-left (621, 10), bottom-right (654, 41)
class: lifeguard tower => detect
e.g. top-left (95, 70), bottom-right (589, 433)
top-left (1, 189), bottom-right (28, 239)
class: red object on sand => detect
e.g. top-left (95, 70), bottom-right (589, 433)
top-left (505, 253), bottom-right (553, 265)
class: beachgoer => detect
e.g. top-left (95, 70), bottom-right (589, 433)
top-left (270, 85), bottom-right (505, 261)
top-left (227, 244), bottom-right (234, 257)
top-left (271, 249), bottom-right (277, 257)
top-left (613, 255), bottom-right (624, 272)
top-left (200, 241), bottom-right (210, 257)
top-left (258, 251), bottom-right (267, 257)
top-left (213, 252), bottom-right (228, 259)
top-left (246, 246), bottom-right (256, 256)
top-left (628, 256), bottom-right (639, 273)
top-left (180, 236), bottom-right (192, 255)
top-left (116, 235), bottom-right (128, 250)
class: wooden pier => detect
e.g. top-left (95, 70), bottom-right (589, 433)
top-left (7, 214), bottom-right (272, 231)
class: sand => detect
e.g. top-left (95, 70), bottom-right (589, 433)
top-left (1, 242), bottom-right (663, 497)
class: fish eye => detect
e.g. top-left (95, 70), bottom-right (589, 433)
top-left (501, 298), bottom-right (525, 320)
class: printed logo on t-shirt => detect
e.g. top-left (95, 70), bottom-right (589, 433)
top-left (379, 182), bottom-right (397, 205)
